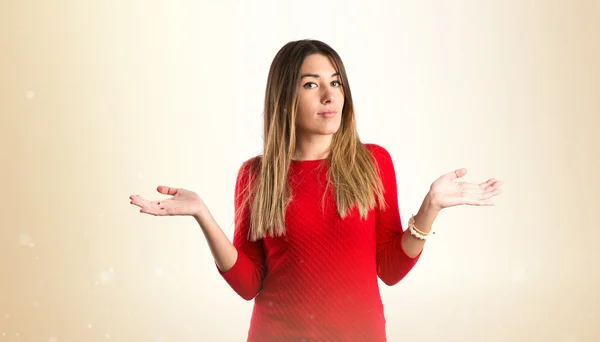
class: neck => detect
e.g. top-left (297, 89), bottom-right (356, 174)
top-left (293, 133), bottom-right (333, 160)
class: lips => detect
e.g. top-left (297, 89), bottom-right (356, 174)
top-left (318, 110), bottom-right (337, 118)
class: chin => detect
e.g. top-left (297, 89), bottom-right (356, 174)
top-left (298, 122), bottom-right (342, 136)
top-left (304, 128), bottom-right (339, 137)
top-left (320, 127), bottom-right (341, 135)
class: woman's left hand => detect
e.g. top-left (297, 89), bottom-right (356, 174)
top-left (428, 168), bottom-right (503, 211)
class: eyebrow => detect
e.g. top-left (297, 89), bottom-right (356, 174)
top-left (300, 72), bottom-right (340, 79)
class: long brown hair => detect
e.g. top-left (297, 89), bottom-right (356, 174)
top-left (238, 39), bottom-right (387, 241)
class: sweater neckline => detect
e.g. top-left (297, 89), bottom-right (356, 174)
top-left (290, 158), bottom-right (328, 165)
top-left (290, 159), bottom-right (329, 171)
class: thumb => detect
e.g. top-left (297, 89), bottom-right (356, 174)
top-left (447, 168), bottom-right (467, 180)
top-left (157, 185), bottom-right (178, 196)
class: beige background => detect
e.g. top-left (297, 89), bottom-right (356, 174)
top-left (2, 0), bottom-right (599, 341)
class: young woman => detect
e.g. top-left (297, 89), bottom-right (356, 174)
top-left (129, 39), bottom-right (503, 341)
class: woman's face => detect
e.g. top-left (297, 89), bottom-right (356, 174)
top-left (295, 54), bottom-right (345, 138)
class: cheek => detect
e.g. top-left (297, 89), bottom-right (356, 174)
top-left (336, 92), bottom-right (345, 106)
top-left (297, 97), bottom-right (316, 118)
top-left (296, 109), bottom-right (314, 129)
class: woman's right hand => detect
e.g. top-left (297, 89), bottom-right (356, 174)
top-left (129, 186), bottom-right (206, 218)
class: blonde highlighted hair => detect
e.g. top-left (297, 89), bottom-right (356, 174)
top-left (237, 39), bottom-right (387, 241)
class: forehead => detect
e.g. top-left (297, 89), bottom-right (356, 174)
top-left (300, 54), bottom-right (338, 73)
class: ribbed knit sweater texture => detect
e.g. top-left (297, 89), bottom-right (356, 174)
top-left (218, 143), bottom-right (421, 341)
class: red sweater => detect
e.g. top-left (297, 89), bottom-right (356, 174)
top-left (218, 143), bottom-right (421, 341)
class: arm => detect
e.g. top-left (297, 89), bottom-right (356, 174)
top-left (195, 208), bottom-right (238, 273)
top-left (370, 144), bottom-right (426, 286)
top-left (400, 193), bottom-right (439, 258)
top-left (196, 159), bottom-right (266, 300)
top-left (403, 166), bottom-right (503, 256)
top-left (372, 145), bottom-right (503, 285)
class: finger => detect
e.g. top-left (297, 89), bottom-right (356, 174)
top-left (471, 200), bottom-right (495, 206)
top-left (131, 196), bottom-right (169, 214)
top-left (131, 197), bottom-right (155, 208)
top-left (474, 188), bottom-right (503, 201)
top-left (478, 178), bottom-right (497, 188)
top-left (446, 168), bottom-right (467, 180)
top-left (140, 207), bottom-right (155, 215)
top-left (486, 188), bottom-right (503, 198)
top-left (478, 180), bottom-right (493, 188)
top-left (483, 180), bottom-right (503, 192)
top-left (140, 207), bottom-right (160, 216)
top-left (157, 186), bottom-right (178, 196)
top-left (464, 195), bottom-right (495, 206)
top-left (130, 195), bottom-right (147, 207)
top-left (479, 180), bottom-right (503, 191)
top-left (140, 205), bottom-right (169, 216)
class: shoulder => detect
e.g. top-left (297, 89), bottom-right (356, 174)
top-left (363, 143), bottom-right (393, 164)
top-left (241, 155), bottom-right (262, 170)
top-left (236, 155), bottom-right (262, 182)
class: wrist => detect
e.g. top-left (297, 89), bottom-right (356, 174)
top-left (423, 191), bottom-right (442, 215)
top-left (409, 192), bottom-right (440, 236)
top-left (193, 202), bottom-right (211, 223)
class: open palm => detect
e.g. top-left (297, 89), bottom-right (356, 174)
top-left (429, 168), bottom-right (503, 210)
top-left (129, 186), bottom-right (204, 217)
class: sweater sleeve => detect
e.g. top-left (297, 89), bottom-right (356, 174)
top-left (367, 144), bottom-right (422, 286)
top-left (217, 158), bottom-right (266, 300)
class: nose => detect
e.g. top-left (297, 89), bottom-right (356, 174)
top-left (320, 85), bottom-right (334, 104)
